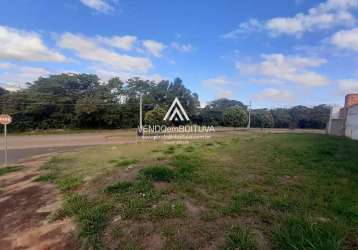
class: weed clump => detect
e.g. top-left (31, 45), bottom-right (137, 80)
top-left (34, 173), bottom-right (56, 182)
top-left (140, 166), bottom-right (176, 182)
top-left (57, 176), bottom-right (83, 191)
top-left (109, 158), bottom-right (138, 167)
top-left (273, 217), bottom-right (345, 250)
top-left (150, 201), bottom-right (186, 220)
top-left (223, 225), bottom-right (257, 250)
top-left (62, 194), bottom-right (112, 249)
top-left (105, 181), bottom-right (133, 193)
top-left (226, 192), bottom-right (262, 214)
top-left (0, 166), bottom-right (21, 176)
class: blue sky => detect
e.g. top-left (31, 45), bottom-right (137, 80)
top-left (1, 0), bottom-right (358, 108)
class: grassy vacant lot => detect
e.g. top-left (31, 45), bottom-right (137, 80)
top-left (36, 133), bottom-right (358, 250)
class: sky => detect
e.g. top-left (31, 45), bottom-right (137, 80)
top-left (1, 0), bottom-right (358, 108)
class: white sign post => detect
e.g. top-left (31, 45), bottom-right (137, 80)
top-left (0, 114), bottom-right (12, 166)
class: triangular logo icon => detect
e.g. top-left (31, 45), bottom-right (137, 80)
top-left (163, 97), bottom-right (190, 121)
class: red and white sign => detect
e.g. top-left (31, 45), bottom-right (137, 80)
top-left (0, 114), bottom-right (12, 125)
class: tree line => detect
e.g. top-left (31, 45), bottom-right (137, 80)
top-left (0, 73), bottom-right (330, 132)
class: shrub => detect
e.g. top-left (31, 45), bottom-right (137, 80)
top-left (223, 106), bottom-right (248, 127)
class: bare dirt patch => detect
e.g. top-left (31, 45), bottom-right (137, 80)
top-left (0, 156), bottom-right (77, 250)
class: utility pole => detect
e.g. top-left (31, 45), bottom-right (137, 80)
top-left (247, 101), bottom-right (251, 129)
top-left (138, 93), bottom-right (143, 136)
top-left (0, 114), bottom-right (12, 166)
top-left (4, 124), bottom-right (7, 166)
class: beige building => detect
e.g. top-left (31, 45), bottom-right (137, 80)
top-left (327, 94), bottom-right (358, 140)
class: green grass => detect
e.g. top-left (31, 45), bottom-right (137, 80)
top-left (0, 166), bottom-right (21, 176)
top-left (140, 165), bottom-right (176, 182)
top-left (39, 133), bottom-right (358, 249)
top-left (110, 158), bottom-right (139, 167)
top-left (61, 194), bottom-right (111, 249)
top-left (225, 192), bottom-right (263, 214)
top-left (104, 181), bottom-right (133, 193)
top-left (273, 217), bottom-right (345, 250)
top-left (34, 173), bottom-right (57, 182)
top-left (150, 201), bottom-right (186, 220)
top-left (223, 225), bottom-right (257, 250)
top-left (57, 176), bottom-right (84, 191)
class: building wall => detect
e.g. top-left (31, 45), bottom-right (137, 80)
top-left (329, 119), bottom-right (345, 136)
top-left (345, 105), bottom-right (358, 140)
top-left (345, 94), bottom-right (358, 108)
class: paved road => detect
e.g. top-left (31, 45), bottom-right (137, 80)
top-left (0, 146), bottom-right (89, 164)
top-left (0, 130), bottom-right (138, 164)
top-left (1, 130), bottom-right (136, 150)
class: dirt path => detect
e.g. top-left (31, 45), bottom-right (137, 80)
top-left (0, 156), bottom-right (77, 250)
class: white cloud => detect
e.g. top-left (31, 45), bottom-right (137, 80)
top-left (0, 63), bottom-right (14, 70)
top-left (79, 0), bottom-right (114, 13)
top-left (142, 40), bottom-right (166, 57)
top-left (0, 25), bottom-right (65, 62)
top-left (224, 0), bottom-right (358, 38)
top-left (58, 33), bottom-right (152, 73)
top-left (237, 54), bottom-right (329, 87)
top-left (202, 76), bottom-right (231, 86)
top-left (217, 90), bottom-right (233, 99)
top-left (0, 66), bottom-right (50, 90)
top-left (331, 28), bottom-right (358, 51)
top-left (222, 19), bottom-right (263, 38)
top-left (267, 0), bottom-right (357, 36)
top-left (94, 68), bottom-right (164, 82)
top-left (171, 42), bottom-right (194, 52)
top-left (338, 79), bottom-right (358, 93)
top-left (250, 77), bottom-right (284, 85)
top-left (202, 76), bottom-right (233, 99)
top-left (99, 35), bottom-right (137, 51)
top-left (255, 88), bottom-right (293, 102)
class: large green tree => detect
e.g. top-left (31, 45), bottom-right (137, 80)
top-left (223, 106), bottom-right (248, 127)
top-left (251, 109), bottom-right (274, 128)
top-left (144, 108), bottom-right (167, 126)
top-left (0, 73), bottom-right (330, 131)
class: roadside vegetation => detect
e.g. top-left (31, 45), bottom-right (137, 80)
top-left (0, 74), bottom-right (329, 132)
top-left (36, 133), bottom-right (358, 249)
top-left (0, 165), bottom-right (22, 176)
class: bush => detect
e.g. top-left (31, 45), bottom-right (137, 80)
top-left (144, 108), bottom-right (167, 126)
top-left (223, 106), bottom-right (248, 127)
